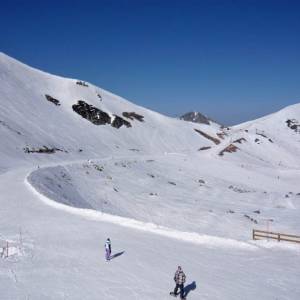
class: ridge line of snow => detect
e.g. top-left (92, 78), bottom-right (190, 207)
top-left (24, 173), bottom-right (257, 251)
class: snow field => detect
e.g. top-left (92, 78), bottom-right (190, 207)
top-left (27, 155), bottom-right (300, 240)
top-left (1, 52), bottom-right (300, 299)
top-left (0, 167), bottom-right (299, 300)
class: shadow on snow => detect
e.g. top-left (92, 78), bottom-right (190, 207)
top-left (184, 281), bottom-right (196, 298)
top-left (110, 251), bottom-right (125, 260)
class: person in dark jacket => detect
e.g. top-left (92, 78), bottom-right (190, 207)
top-left (173, 266), bottom-right (186, 299)
top-left (105, 238), bottom-right (111, 261)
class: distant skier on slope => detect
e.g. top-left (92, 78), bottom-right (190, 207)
top-left (170, 266), bottom-right (186, 299)
top-left (105, 238), bottom-right (111, 261)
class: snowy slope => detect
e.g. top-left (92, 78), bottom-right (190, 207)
top-left (27, 154), bottom-right (300, 240)
top-left (0, 52), bottom-right (221, 169)
top-left (1, 53), bottom-right (300, 300)
top-left (229, 104), bottom-right (300, 166)
top-left (203, 103), bottom-right (300, 168)
top-left (2, 163), bottom-right (300, 300)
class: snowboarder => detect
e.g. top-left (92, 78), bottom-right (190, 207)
top-left (170, 266), bottom-right (186, 299)
top-left (105, 238), bottom-right (111, 261)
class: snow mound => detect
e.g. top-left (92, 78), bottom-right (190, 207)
top-left (25, 174), bottom-right (256, 250)
top-left (27, 155), bottom-right (300, 242)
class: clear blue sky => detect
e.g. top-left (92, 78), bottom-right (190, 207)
top-left (1, 0), bottom-right (300, 125)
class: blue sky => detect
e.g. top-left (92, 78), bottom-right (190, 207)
top-left (1, 0), bottom-right (300, 125)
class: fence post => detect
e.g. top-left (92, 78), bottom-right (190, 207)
top-left (19, 228), bottom-right (23, 246)
top-left (6, 241), bottom-right (8, 258)
top-left (252, 229), bottom-right (255, 240)
top-left (278, 233), bottom-right (280, 242)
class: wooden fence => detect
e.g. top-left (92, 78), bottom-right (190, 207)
top-left (253, 229), bottom-right (300, 243)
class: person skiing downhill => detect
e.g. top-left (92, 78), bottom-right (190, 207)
top-left (105, 238), bottom-right (111, 261)
top-left (170, 266), bottom-right (186, 299)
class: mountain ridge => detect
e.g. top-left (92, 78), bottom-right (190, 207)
top-left (1, 52), bottom-right (300, 170)
top-left (180, 111), bottom-right (216, 125)
top-left (0, 52), bottom-right (222, 169)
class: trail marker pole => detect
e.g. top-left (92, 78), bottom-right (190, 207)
top-left (265, 219), bottom-right (274, 241)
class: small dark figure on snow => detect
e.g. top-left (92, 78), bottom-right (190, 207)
top-left (105, 238), bottom-right (111, 261)
top-left (171, 266), bottom-right (186, 299)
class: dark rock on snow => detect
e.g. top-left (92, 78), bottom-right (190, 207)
top-left (24, 146), bottom-right (66, 154)
top-left (76, 81), bottom-right (89, 87)
top-left (180, 112), bottom-right (211, 125)
top-left (45, 94), bottom-right (60, 106)
top-left (286, 119), bottom-right (300, 133)
top-left (194, 129), bottom-right (220, 145)
top-left (122, 112), bottom-right (144, 122)
top-left (198, 146), bottom-right (211, 151)
top-left (233, 138), bottom-right (246, 144)
top-left (111, 115), bottom-right (132, 129)
top-left (72, 100), bottom-right (111, 125)
top-left (219, 144), bottom-right (239, 156)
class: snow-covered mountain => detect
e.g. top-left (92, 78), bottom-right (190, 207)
top-left (180, 111), bottom-right (214, 125)
top-left (1, 51), bottom-right (300, 170)
top-left (0, 52), bottom-right (222, 169)
top-left (1, 53), bottom-right (300, 300)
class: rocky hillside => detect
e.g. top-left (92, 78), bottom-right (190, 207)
top-left (1, 52), bottom-right (300, 171)
top-left (204, 103), bottom-right (300, 168)
top-left (0, 53), bottom-right (221, 169)
top-left (180, 111), bottom-right (214, 125)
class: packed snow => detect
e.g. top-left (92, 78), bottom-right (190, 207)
top-left (1, 52), bottom-right (300, 299)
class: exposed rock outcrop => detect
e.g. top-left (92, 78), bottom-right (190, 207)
top-left (76, 81), bottom-right (88, 87)
top-left (111, 115), bottom-right (132, 129)
top-left (194, 129), bottom-right (220, 145)
top-left (198, 146), bottom-right (211, 151)
top-left (72, 100), bottom-right (111, 125)
top-left (217, 132), bottom-right (227, 139)
top-left (219, 144), bottom-right (239, 156)
top-left (122, 112), bottom-right (144, 122)
top-left (45, 94), bottom-right (60, 106)
top-left (255, 131), bottom-right (274, 143)
top-left (233, 138), bottom-right (246, 144)
top-left (180, 112), bottom-right (211, 125)
top-left (256, 131), bottom-right (268, 138)
top-left (286, 119), bottom-right (300, 133)
top-left (24, 146), bottom-right (66, 154)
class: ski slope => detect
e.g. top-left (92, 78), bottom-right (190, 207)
top-left (1, 53), bottom-right (300, 299)
top-left (2, 166), bottom-right (300, 300)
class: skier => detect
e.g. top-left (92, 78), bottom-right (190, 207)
top-left (105, 238), bottom-right (111, 261)
top-left (170, 266), bottom-right (186, 299)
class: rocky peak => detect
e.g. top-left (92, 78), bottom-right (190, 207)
top-left (180, 111), bottom-right (211, 125)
